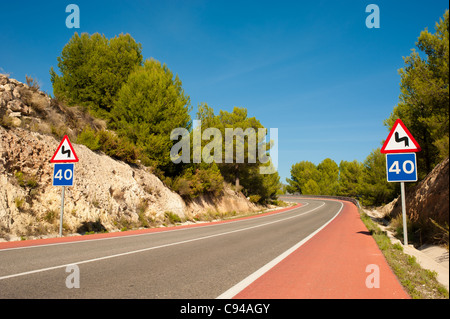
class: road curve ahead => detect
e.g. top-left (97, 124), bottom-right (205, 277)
top-left (0, 198), bottom-right (407, 298)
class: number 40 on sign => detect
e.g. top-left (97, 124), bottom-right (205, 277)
top-left (53, 163), bottom-right (75, 186)
top-left (386, 153), bottom-right (417, 182)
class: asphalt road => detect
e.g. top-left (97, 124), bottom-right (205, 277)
top-left (0, 198), bottom-right (342, 298)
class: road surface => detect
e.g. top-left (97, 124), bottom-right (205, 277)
top-left (0, 197), bottom-right (408, 298)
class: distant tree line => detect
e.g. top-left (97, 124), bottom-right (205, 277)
top-left (285, 152), bottom-right (399, 206)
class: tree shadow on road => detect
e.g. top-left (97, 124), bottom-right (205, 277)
top-left (356, 230), bottom-right (373, 236)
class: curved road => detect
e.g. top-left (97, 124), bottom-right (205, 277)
top-left (0, 198), bottom-right (344, 298)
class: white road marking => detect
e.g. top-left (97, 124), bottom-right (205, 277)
top-left (216, 201), bottom-right (344, 299)
top-left (0, 202), bottom-right (326, 281)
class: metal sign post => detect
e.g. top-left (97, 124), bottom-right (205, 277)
top-left (59, 186), bottom-right (65, 237)
top-left (400, 182), bottom-right (408, 246)
top-left (386, 153), bottom-right (417, 246)
top-left (53, 163), bottom-right (74, 237)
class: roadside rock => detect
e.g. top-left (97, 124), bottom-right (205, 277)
top-left (186, 186), bottom-right (258, 217)
top-left (382, 157), bottom-right (449, 245)
top-left (389, 158), bottom-right (448, 224)
top-left (0, 126), bottom-right (188, 238)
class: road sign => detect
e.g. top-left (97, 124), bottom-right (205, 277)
top-left (381, 119), bottom-right (420, 246)
top-left (386, 153), bottom-right (417, 182)
top-left (51, 136), bottom-right (78, 238)
top-left (53, 163), bottom-right (74, 186)
top-left (380, 119), bottom-right (421, 153)
top-left (50, 135), bottom-right (79, 163)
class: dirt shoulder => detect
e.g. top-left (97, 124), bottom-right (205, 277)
top-left (363, 207), bottom-right (449, 298)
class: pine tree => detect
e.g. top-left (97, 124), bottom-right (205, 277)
top-left (110, 59), bottom-right (191, 171)
top-left (385, 10), bottom-right (449, 176)
top-left (50, 32), bottom-right (143, 117)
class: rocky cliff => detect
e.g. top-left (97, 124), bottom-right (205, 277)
top-left (0, 74), bottom-right (258, 240)
top-left (384, 157), bottom-right (449, 246)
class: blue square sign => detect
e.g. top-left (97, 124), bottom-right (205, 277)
top-left (386, 153), bottom-right (417, 182)
top-left (53, 163), bottom-right (74, 186)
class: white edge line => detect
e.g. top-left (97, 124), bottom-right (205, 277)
top-left (0, 202), bottom-right (324, 281)
top-left (216, 201), bottom-right (344, 299)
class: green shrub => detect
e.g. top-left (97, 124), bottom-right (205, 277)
top-left (15, 171), bottom-right (38, 189)
top-left (97, 130), bottom-right (140, 164)
top-left (44, 210), bottom-right (58, 223)
top-left (172, 164), bottom-right (224, 199)
top-left (164, 211), bottom-right (182, 224)
top-left (172, 176), bottom-right (192, 197)
top-left (76, 128), bottom-right (142, 165)
top-left (249, 195), bottom-right (261, 204)
top-left (77, 127), bottom-right (101, 151)
top-left (14, 197), bottom-right (25, 210)
top-left (138, 212), bottom-right (150, 228)
top-left (0, 115), bottom-right (15, 128)
top-left (271, 199), bottom-right (288, 207)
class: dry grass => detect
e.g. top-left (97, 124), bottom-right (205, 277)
top-left (361, 211), bottom-right (449, 299)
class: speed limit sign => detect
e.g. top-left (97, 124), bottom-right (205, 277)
top-left (52, 163), bottom-right (74, 186)
top-left (386, 153), bottom-right (417, 182)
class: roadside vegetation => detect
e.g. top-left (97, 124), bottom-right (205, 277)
top-left (360, 211), bottom-right (448, 299)
top-left (49, 32), bottom-right (282, 205)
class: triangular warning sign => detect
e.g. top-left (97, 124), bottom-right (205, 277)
top-left (381, 119), bottom-right (421, 153)
top-left (50, 135), bottom-right (79, 163)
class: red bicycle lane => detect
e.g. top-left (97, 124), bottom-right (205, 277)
top-left (233, 200), bottom-right (410, 299)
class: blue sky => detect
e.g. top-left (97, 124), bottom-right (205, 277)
top-left (0, 0), bottom-right (448, 182)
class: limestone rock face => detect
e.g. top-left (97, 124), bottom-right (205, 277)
top-left (0, 126), bottom-right (187, 239)
top-left (381, 157), bottom-right (449, 245)
top-left (389, 157), bottom-right (449, 226)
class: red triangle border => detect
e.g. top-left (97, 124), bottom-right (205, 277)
top-left (50, 135), bottom-right (79, 163)
top-left (380, 119), bottom-right (421, 154)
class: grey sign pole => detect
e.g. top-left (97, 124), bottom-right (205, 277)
top-left (59, 186), bottom-right (65, 237)
top-left (400, 182), bottom-right (408, 245)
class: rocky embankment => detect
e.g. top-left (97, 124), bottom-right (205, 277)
top-left (0, 74), bottom-right (257, 240)
top-left (380, 157), bottom-right (449, 246)
top-left (390, 158), bottom-right (448, 224)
